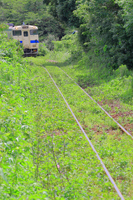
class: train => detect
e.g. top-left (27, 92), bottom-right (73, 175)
top-left (6, 24), bottom-right (39, 56)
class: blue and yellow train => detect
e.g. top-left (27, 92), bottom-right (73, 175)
top-left (7, 24), bottom-right (39, 56)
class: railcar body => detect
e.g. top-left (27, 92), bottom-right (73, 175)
top-left (8, 24), bottom-right (39, 56)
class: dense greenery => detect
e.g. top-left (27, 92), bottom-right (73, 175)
top-left (0, 0), bottom-right (65, 44)
top-left (45, 0), bottom-right (79, 26)
top-left (1, 0), bottom-right (133, 197)
top-left (74, 0), bottom-right (133, 69)
top-left (45, 33), bottom-right (133, 104)
top-left (1, 15), bottom-right (133, 198)
top-left (0, 29), bottom-right (132, 199)
top-left (1, 0), bottom-right (133, 68)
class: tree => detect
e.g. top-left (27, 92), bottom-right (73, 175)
top-left (115, 0), bottom-right (133, 69)
top-left (0, 0), bottom-right (65, 42)
top-left (45, 0), bottom-right (79, 26)
top-left (74, 0), bottom-right (133, 69)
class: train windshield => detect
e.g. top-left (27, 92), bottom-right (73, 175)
top-left (30, 30), bottom-right (38, 35)
top-left (24, 31), bottom-right (28, 37)
top-left (13, 30), bottom-right (22, 36)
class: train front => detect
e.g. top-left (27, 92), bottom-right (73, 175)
top-left (12, 25), bottom-right (39, 56)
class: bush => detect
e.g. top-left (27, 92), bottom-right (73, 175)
top-left (53, 32), bottom-right (83, 62)
top-left (38, 43), bottom-right (49, 56)
top-left (115, 65), bottom-right (130, 77)
top-left (44, 34), bottom-right (58, 50)
top-left (0, 27), bottom-right (23, 62)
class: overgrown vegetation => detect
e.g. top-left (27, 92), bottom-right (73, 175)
top-left (1, 25), bottom-right (131, 199)
top-left (74, 0), bottom-right (133, 69)
top-left (0, 0), bottom-right (65, 44)
top-left (28, 45), bottom-right (133, 199)
top-left (45, 32), bottom-right (133, 105)
top-left (1, 0), bottom-right (133, 198)
top-left (1, 0), bottom-right (133, 69)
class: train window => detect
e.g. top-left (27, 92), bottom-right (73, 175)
top-left (13, 30), bottom-right (22, 36)
top-left (24, 31), bottom-right (28, 37)
top-left (30, 30), bottom-right (38, 35)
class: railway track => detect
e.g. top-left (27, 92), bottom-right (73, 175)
top-left (41, 62), bottom-right (133, 199)
top-left (45, 67), bottom-right (130, 200)
top-left (56, 66), bottom-right (133, 140)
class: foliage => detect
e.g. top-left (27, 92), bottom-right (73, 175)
top-left (46, 0), bottom-right (79, 26)
top-left (0, 28), bottom-right (49, 199)
top-left (0, 23), bottom-right (8, 31)
top-left (44, 34), bottom-right (58, 50)
top-left (44, 35), bottom-right (133, 105)
top-left (38, 43), bottom-right (49, 56)
top-left (39, 55), bottom-right (133, 199)
top-left (34, 13), bottom-right (65, 42)
top-left (0, 0), bottom-right (65, 42)
top-left (0, 30), bottom-right (116, 199)
top-left (74, 0), bottom-right (133, 69)
top-left (1, 0), bottom-right (133, 68)
top-left (0, 26), bottom-right (23, 61)
top-left (1, 22), bottom-right (133, 199)
top-left (115, 0), bottom-right (133, 69)
top-left (53, 32), bottom-right (83, 62)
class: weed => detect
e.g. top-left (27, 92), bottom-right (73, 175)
top-left (1, 29), bottom-right (133, 199)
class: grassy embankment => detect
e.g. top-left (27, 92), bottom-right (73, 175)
top-left (0, 29), bottom-right (133, 199)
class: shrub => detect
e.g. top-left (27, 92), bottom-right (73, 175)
top-left (44, 34), bottom-right (58, 50)
top-left (38, 43), bottom-right (49, 56)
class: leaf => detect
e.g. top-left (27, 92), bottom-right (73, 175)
top-left (0, 168), bottom-right (8, 184)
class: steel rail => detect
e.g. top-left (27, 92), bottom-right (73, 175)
top-left (45, 67), bottom-right (125, 200)
top-left (56, 66), bottom-right (133, 139)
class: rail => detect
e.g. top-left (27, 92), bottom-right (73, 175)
top-left (45, 67), bottom-right (125, 200)
top-left (57, 66), bottom-right (133, 139)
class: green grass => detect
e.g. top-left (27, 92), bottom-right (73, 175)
top-left (27, 49), bottom-right (133, 199)
top-left (46, 66), bottom-right (133, 199)
top-left (0, 60), bottom-right (120, 199)
top-left (1, 29), bottom-right (133, 199)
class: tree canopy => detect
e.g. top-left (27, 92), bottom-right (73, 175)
top-left (0, 0), bottom-right (65, 42)
top-left (1, 0), bottom-right (133, 69)
top-left (74, 0), bottom-right (133, 69)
